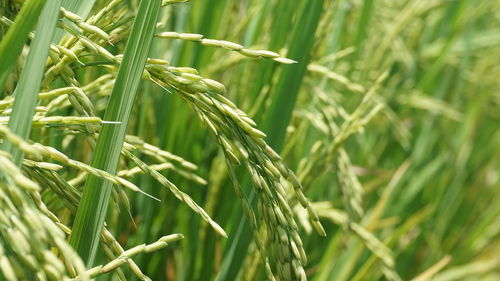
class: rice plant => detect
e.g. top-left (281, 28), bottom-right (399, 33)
top-left (1, 0), bottom-right (499, 280)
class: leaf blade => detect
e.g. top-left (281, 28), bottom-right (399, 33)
top-left (69, 0), bottom-right (163, 266)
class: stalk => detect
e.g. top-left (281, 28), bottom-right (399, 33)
top-left (69, 0), bottom-right (162, 266)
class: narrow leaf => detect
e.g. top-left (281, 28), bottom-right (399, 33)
top-left (0, 0), bottom-right (47, 92)
top-left (69, 0), bottom-right (162, 266)
top-left (2, 0), bottom-right (61, 166)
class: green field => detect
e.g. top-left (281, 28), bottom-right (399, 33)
top-left (0, 0), bottom-right (499, 280)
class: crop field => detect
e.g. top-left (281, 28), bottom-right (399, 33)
top-left (0, 0), bottom-right (499, 280)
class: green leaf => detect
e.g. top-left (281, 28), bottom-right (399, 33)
top-left (0, 0), bottom-right (47, 92)
top-left (69, 0), bottom-right (162, 266)
top-left (262, 0), bottom-right (324, 152)
top-left (1, 0), bottom-right (61, 167)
